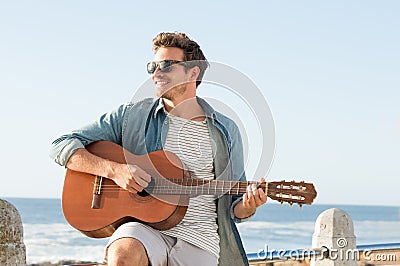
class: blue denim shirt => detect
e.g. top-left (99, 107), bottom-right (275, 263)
top-left (50, 97), bottom-right (251, 266)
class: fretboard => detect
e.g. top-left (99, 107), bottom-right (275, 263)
top-left (148, 178), bottom-right (267, 196)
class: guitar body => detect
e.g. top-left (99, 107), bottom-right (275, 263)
top-left (62, 141), bottom-right (189, 238)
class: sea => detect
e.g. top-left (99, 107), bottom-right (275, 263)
top-left (4, 198), bottom-right (400, 264)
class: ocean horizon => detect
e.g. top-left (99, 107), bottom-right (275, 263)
top-left (4, 197), bottom-right (400, 264)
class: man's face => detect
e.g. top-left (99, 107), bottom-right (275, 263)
top-left (151, 47), bottom-right (191, 100)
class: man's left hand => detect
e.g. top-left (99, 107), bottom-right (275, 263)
top-left (234, 178), bottom-right (267, 219)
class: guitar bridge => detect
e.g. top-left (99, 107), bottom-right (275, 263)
top-left (91, 176), bottom-right (103, 209)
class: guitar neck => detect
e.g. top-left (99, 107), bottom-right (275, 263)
top-left (149, 178), bottom-right (316, 206)
top-left (150, 178), bottom-right (265, 196)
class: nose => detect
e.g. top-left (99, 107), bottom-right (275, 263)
top-left (152, 67), bottom-right (163, 79)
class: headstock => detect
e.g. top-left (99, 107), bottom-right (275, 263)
top-left (266, 180), bottom-right (317, 207)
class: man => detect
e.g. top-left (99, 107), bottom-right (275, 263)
top-left (50, 32), bottom-right (267, 266)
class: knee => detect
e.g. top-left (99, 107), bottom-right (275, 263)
top-left (107, 238), bottom-right (149, 266)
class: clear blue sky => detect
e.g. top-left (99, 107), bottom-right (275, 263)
top-left (1, 1), bottom-right (399, 206)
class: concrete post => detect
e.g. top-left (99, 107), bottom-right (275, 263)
top-left (0, 198), bottom-right (26, 265)
top-left (311, 208), bottom-right (357, 266)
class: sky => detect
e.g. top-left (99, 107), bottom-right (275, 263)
top-left (0, 1), bottom-right (399, 207)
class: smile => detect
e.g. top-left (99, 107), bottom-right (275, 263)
top-left (155, 80), bottom-right (169, 85)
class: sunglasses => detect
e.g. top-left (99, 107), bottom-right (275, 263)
top-left (146, 60), bottom-right (186, 74)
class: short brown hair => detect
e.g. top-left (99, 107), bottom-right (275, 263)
top-left (152, 32), bottom-right (209, 87)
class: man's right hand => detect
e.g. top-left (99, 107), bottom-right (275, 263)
top-left (110, 163), bottom-right (151, 194)
top-left (66, 148), bottom-right (151, 194)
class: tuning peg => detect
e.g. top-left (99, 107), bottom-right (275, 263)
top-left (299, 203), bottom-right (303, 208)
top-left (280, 200), bottom-right (283, 205)
top-left (290, 202), bottom-right (293, 208)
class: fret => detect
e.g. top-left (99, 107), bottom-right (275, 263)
top-left (216, 180), bottom-right (221, 195)
top-left (226, 181), bottom-right (231, 195)
top-left (182, 179), bottom-right (187, 194)
top-left (229, 181), bottom-right (234, 195)
top-left (227, 181), bottom-right (233, 195)
top-left (243, 181), bottom-right (248, 194)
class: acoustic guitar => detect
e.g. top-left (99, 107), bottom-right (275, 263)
top-left (62, 141), bottom-right (317, 238)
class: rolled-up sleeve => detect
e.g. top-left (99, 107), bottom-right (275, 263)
top-left (49, 103), bottom-right (128, 166)
top-left (50, 137), bottom-right (85, 166)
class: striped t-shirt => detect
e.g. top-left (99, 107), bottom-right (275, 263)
top-left (162, 113), bottom-right (220, 259)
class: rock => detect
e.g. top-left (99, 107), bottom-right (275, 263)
top-left (311, 208), bottom-right (356, 266)
top-left (0, 198), bottom-right (26, 265)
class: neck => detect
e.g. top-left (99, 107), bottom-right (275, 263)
top-left (163, 97), bottom-right (205, 121)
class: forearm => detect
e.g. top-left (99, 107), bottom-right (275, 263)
top-left (66, 148), bottom-right (119, 180)
top-left (66, 148), bottom-right (151, 193)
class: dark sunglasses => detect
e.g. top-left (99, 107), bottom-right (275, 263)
top-left (146, 60), bottom-right (185, 74)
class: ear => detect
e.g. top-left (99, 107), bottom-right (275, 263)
top-left (189, 66), bottom-right (200, 81)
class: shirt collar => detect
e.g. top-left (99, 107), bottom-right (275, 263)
top-left (152, 97), bottom-right (218, 120)
top-left (153, 98), bottom-right (165, 118)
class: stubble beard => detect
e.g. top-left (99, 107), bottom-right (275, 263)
top-left (158, 83), bottom-right (187, 101)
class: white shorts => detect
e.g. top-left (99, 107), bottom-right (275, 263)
top-left (105, 222), bottom-right (218, 266)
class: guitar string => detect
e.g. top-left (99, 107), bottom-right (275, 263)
top-left (90, 179), bottom-right (313, 201)
top-left (89, 187), bottom-right (309, 202)
top-left (92, 181), bottom-right (264, 194)
top-left (91, 185), bottom-right (310, 196)
top-left (88, 189), bottom-right (307, 203)
top-left (95, 183), bottom-right (307, 193)
top-left (95, 181), bottom-right (263, 190)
